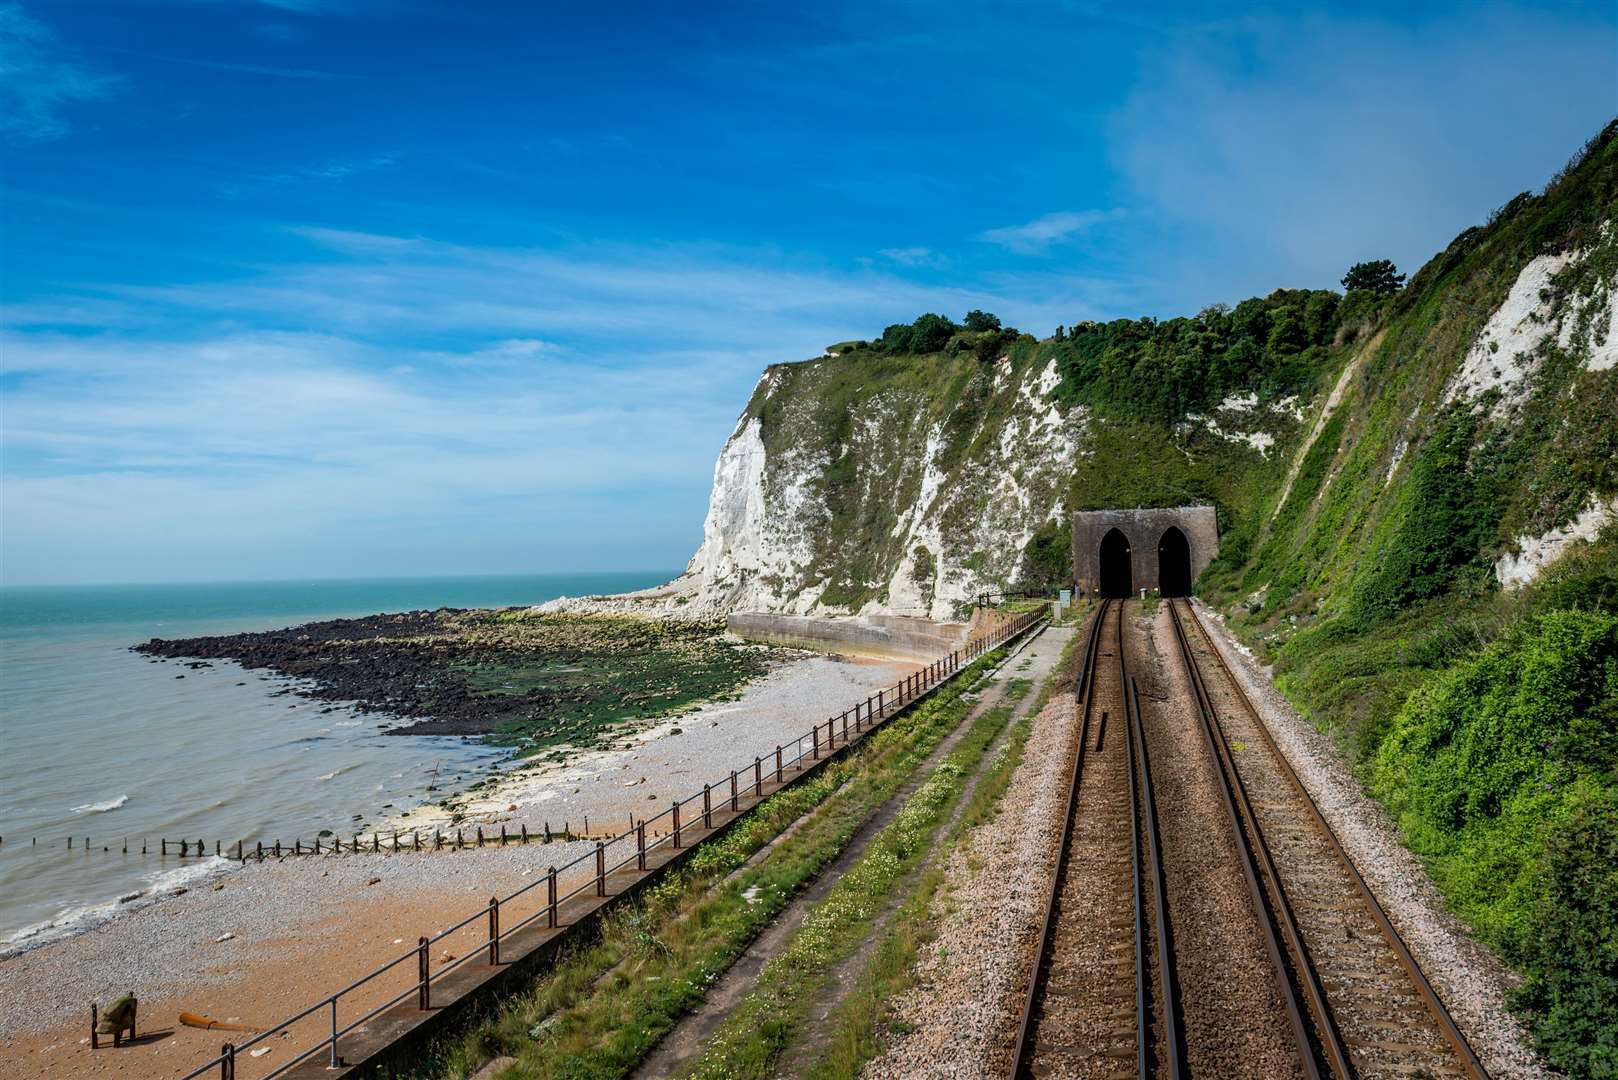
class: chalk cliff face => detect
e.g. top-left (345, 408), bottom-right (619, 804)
top-left (544, 355), bottom-right (1099, 620)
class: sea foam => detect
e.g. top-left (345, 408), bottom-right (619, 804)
top-left (72, 794), bottom-right (129, 814)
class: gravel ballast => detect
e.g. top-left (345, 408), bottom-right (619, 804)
top-left (863, 690), bottom-right (1079, 1078)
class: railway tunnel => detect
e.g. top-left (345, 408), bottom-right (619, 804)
top-left (1072, 506), bottom-right (1218, 597)
top-left (1098, 528), bottom-right (1133, 598)
top-left (1158, 525), bottom-right (1191, 597)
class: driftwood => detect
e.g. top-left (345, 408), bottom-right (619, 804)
top-left (179, 1011), bottom-right (259, 1033)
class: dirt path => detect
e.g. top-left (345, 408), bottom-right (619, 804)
top-left (630, 626), bottom-right (1060, 1080)
top-left (770, 625), bottom-right (1075, 1078)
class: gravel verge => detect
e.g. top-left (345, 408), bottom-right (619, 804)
top-left (861, 689), bottom-right (1079, 1079)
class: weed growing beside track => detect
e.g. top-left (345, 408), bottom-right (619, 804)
top-left (806, 625), bottom-right (1083, 1079)
top-left (683, 668), bottom-right (1048, 1078)
top-left (416, 649), bottom-right (1010, 1079)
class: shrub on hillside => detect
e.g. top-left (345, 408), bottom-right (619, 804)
top-left (1341, 259), bottom-right (1406, 296)
top-left (880, 313), bottom-right (958, 354)
top-left (1049, 288), bottom-right (1340, 423)
top-left (1515, 785), bottom-right (1618, 1079)
top-left (1371, 609), bottom-right (1618, 1078)
top-left (1348, 409), bottom-right (1500, 627)
top-left (963, 309), bottom-right (1002, 332)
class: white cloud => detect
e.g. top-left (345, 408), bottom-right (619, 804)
top-left (1108, 7), bottom-right (1618, 301)
top-left (1, 229), bottom-right (1129, 583)
top-left (0, 3), bottom-right (121, 142)
top-left (978, 209), bottom-right (1123, 254)
top-left (877, 246), bottom-right (944, 268)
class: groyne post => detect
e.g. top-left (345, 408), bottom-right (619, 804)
top-left (417, 938), bottom-right (430, 1009)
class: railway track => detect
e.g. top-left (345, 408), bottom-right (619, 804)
top-left (1011, 599), bottom-right (1184, 1079)
top-left (1166, 597), bottom-right (1487, 1080)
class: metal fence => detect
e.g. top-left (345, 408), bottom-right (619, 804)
top-left (178, 608), bottom-right (1045, 1079)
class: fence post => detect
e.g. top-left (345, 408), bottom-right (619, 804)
top-left (877, 689), bottom-right (884, 716)
top-left (775, 745), bottom-right (783, 784)
top-left (488, 896), bottom-right (500, 965)
top-left (755, 757), bottom-right (763, 796)
top-left (222, 1042), bottom-right (236, 1080)
top-left (812, 726), bottom-right (819, 759)
top-left (595, 842), bottom-right (606, 896)
top-left (730, 770), bottom-right (739, 811)
top-left (637, 821), bottom-right (646, 870)
top-left (842, 711), bottom-right (849, 742)
top-left (323, 997), bottom-right (340, 1067)
top-left (703, 784), bottom-right (712, 828)
top-left (417, 937), bottom-right (430, 1009)
top-left (547, 867), bottom-right (558, 928)
top-left (521, 824), bottom-right (528, 845)
top-left (672, 801), bottom-right (682, 849)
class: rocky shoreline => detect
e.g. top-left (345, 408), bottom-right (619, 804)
top-left (133, 608), bottom-right (776, 747)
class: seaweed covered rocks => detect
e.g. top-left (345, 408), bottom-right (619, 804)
top-left (134, 610), bottom-right (773, 749)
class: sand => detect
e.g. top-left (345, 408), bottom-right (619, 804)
top-left (0, 650), bottom-right (913, 1079)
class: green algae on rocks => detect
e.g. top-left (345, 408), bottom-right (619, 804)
top-left (135, 609), bottom-right (774, 751)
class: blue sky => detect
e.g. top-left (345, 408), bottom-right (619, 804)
top-left (2, 1), bottom-right (1614, 586)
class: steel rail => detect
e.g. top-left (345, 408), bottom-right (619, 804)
top-left (1124, 640), bottom-right (1149, 1080)
top-left (1010, 599), bottom-right (1178, 1079)
top-left (1008, 597), bottom-right (1110, 1080)
top-left (1173, 599), bottom-right (1489, 1080)
top-left (1129, 673), bottom-right (1185, 1078)
top-left (1165, 597), bottom-right (1327, 1080)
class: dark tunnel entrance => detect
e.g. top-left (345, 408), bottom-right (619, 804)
top-left (1099, 528), bottom-right (1132, 598)
top-left (1159, 526), bottom-right (1191, 597)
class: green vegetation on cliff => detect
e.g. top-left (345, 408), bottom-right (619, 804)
top-left (1199, 121), bottom-right (1618, 1076)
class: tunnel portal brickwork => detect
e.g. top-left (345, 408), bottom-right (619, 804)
top-left (1071, 506), bottom-right (1219, 596)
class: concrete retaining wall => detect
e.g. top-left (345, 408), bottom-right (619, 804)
top-left (726, 613), bottom-right (970, 661)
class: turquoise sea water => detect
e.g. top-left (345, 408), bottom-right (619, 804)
top-left (0, 572), bottom-right (670, 952)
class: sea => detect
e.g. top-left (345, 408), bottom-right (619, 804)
top-left (0, 571), bottom-right (670, 955)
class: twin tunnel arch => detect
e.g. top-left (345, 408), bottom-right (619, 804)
top-left (1096, 525), bottom-right (1193, 598)
top-left (1073, 506), bottom-right (1219, 600)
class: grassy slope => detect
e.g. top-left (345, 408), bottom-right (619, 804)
top-left (1200, 122), bottom-right (1618, 1077)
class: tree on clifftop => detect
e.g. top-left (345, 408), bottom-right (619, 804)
top-left (1341, 259), bottom-right (1406, 296)
top-left (963, 309), bottom-right (1002, 332)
